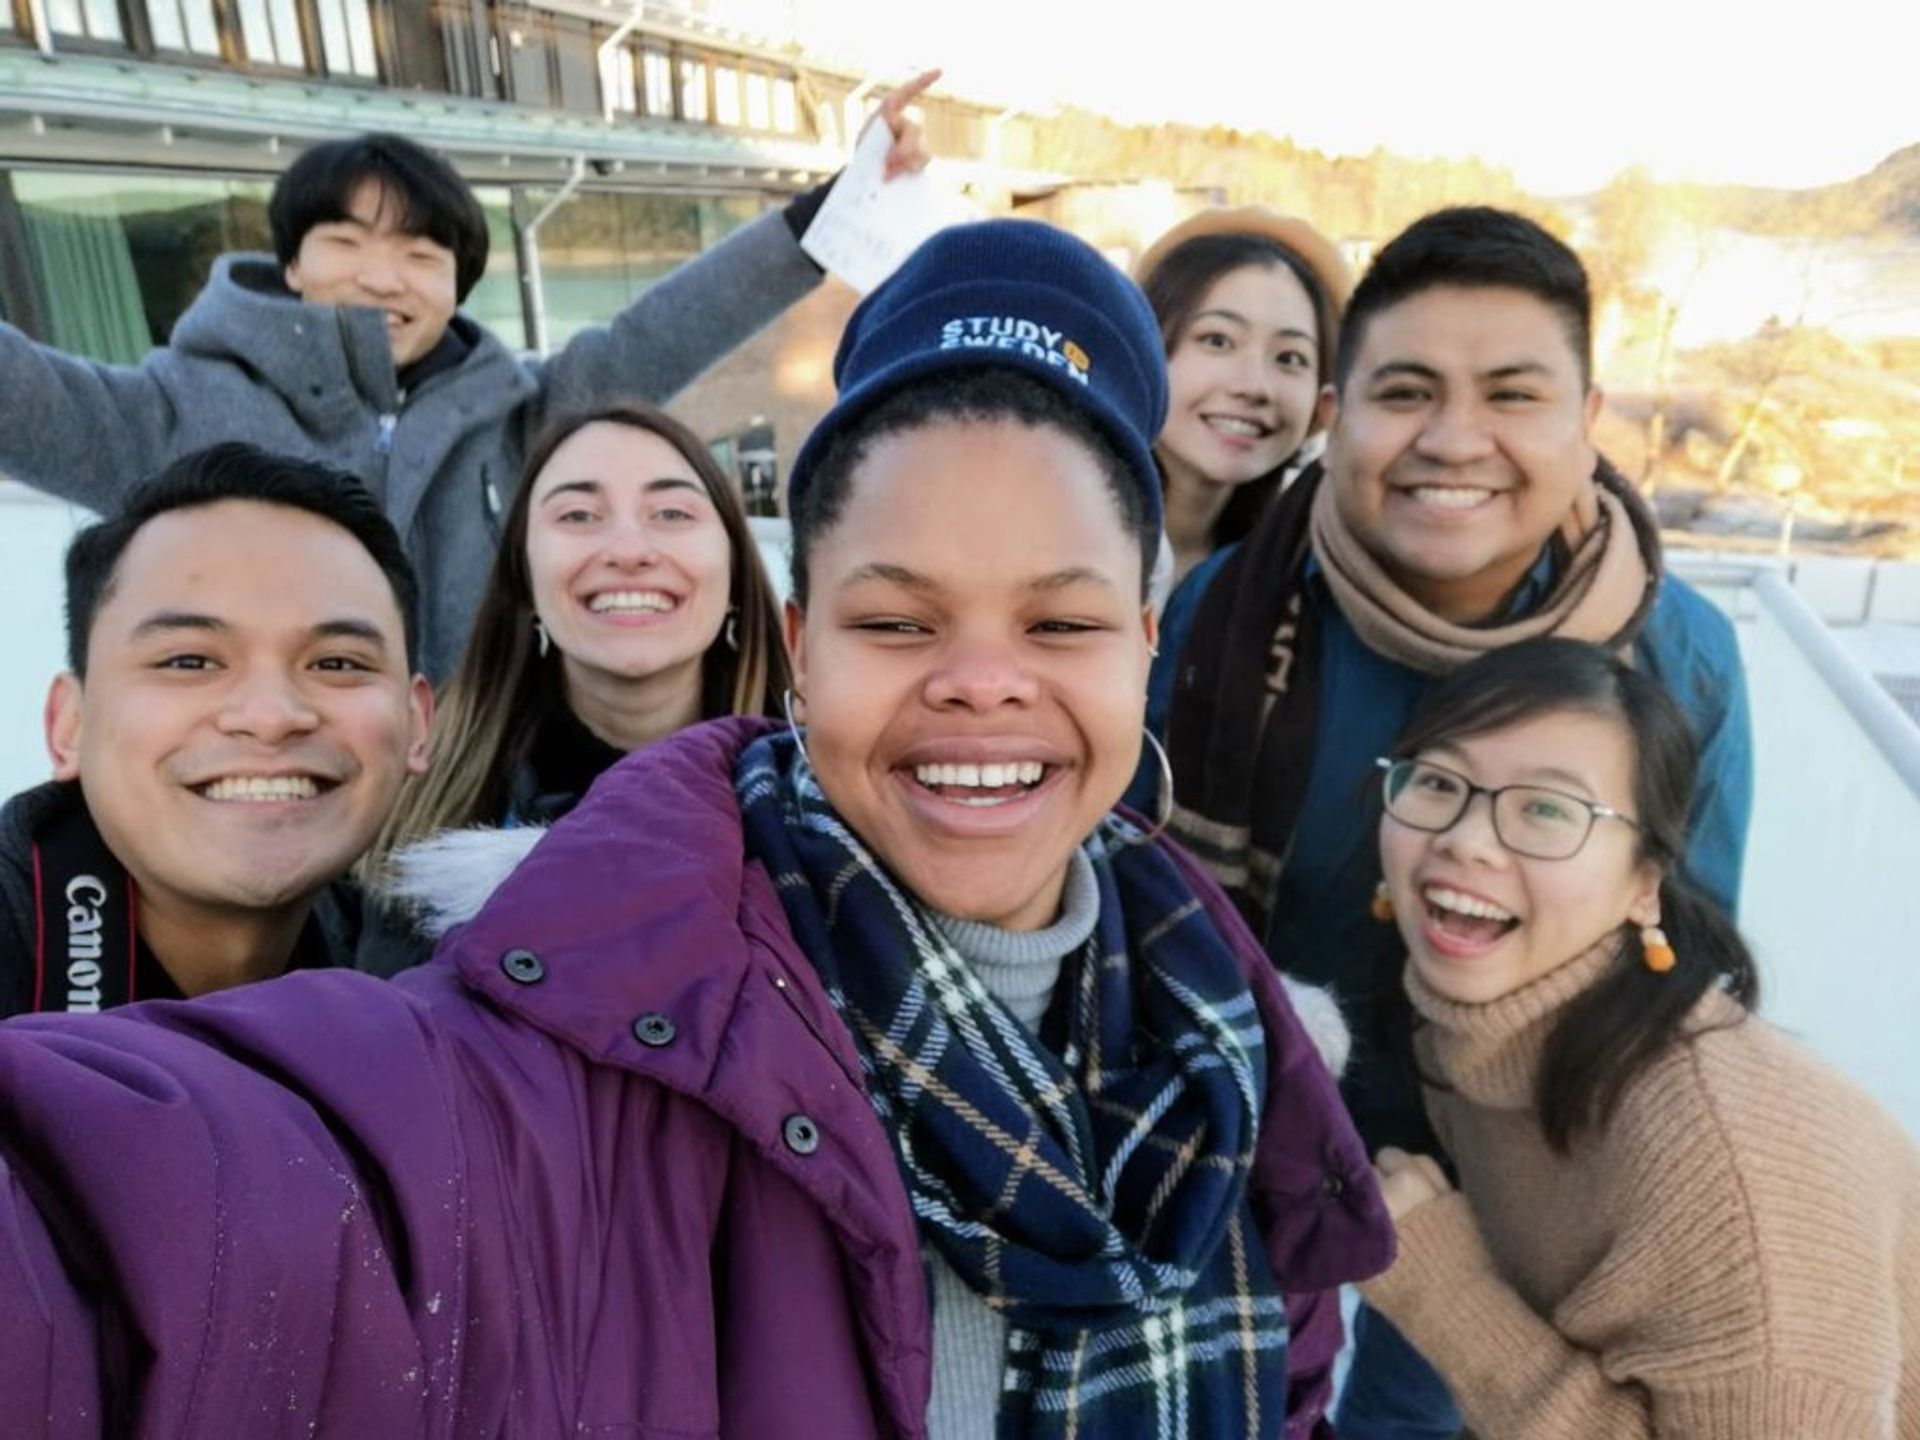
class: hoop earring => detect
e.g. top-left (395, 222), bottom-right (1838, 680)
top-left (533, 618), bottom-right (551, 658)
top-left (1123, 727), bottom-right (1174, 846)
top-left (782, 688), bottom-right (812, 770)
top-left (723, 608), bottom-right (739, 651)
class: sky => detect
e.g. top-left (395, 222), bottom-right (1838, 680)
top-left (754, 0), bottom-right (1918, 194)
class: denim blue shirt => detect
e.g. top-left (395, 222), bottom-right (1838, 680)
top-left (1137, 543), bottom-right (1754, 1150)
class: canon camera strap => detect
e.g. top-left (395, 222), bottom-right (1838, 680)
top-left (30, 797), bottom-right (144, 1013)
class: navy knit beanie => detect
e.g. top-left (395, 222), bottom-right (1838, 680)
top-left (788, 219), bottom-right (1169, 530)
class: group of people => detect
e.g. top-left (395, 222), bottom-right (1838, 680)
top-left (0, 103), bottom-right (1914, 1440)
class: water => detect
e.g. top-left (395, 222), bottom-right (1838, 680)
top-left (1650, 232), bottom-right (1920, 346)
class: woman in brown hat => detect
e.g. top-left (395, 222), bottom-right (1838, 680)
top-left (1121, 208), bottom-right (1352, 815)
top-left (1135, 206), bottom-right (1353, 591)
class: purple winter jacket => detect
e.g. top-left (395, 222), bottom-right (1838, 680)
top-left (0, 718), bottom-right (1391, 1438)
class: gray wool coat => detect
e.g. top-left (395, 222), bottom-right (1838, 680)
top-left (0, 209), bottom-right (823, 679)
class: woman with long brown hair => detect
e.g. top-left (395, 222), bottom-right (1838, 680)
top-left (361, 400), bottom-right (788, 971)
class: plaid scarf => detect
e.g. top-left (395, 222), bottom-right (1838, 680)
top-left (1167, 455), bottom-right (1659, 939)
top-left (736, 733), bottom-right (1290, 1440)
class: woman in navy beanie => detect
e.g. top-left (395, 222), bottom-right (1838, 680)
top-left (0, 220), bottom-right (1389, 1439)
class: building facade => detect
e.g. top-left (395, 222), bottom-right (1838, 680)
top-left (0, 0), bottom-right (1054, 461)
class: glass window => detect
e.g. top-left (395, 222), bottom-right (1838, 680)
top-left (47, 0), bottom-right (125, 42)
top-left (599, 44), bottom-right (636, 112)
top-left (10, 171), bottom-right (273, 363)
top-left (641, 48), bottom-right (673, 116)
top-left (772, 76), bottom-right (798, 134)
top-left (461, 185), bottom-right (524, 351)
top-left (744, 71), bottom-right (770, 131)
top-left (85, 0), bottom-right (120, 38)
top-left (147, 0), bottom-right (181, 47)
top-left (315, 0), bottom-right (377, 77)
top-left (148, 0), bottom-right (222, 54)
top-left (711, 65), bottom-right (739, 127)
top-left (237, 0), bottom-right (306, 67)
top-left (9, 171), bottom-right (529, 359)
top-left (535, 190), bottom-right (760, 350)
top-left (677, 56), bottom-right (707, 122)
top-left (346, 0), bottom-right (376, 75)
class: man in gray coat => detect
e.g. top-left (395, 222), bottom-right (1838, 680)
top-left (1, 82), bottom-right (929, 679)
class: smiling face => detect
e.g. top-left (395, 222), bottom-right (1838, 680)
top-left (1157, 262), bottom-right (1327, 497)
top-left (47, 500), bottom-right (432, 923)
top-left (283, 180), bottom-right (460, 366)
top-left (1328, 285), bottom-right (1603, 623)
top-left (1378, 707), bottom-right (1662, 1005)
top-left (788, 418), bottom-right (1156, 931)
top-left (524, 421), bottom-right (734, 706)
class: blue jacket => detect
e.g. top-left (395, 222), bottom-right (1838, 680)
top-left (1137, 545), bottom-right (1753, 1151)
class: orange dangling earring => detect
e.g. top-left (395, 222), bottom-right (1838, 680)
top-left (1370, 881), bottom-right (1395, 923)
top-left (1641, 925), bottom-right (1676, 973)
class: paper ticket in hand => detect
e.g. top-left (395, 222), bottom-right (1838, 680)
top-left (801, 121), bottom-right (972, 294)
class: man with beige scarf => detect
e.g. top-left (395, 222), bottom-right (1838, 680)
top-left (1148, 206), bottom-right (1753, 1440)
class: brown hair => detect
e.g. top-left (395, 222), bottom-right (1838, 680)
top-left (367, 403), bottom-right (788, 870)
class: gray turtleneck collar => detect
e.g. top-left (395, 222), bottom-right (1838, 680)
top-left (930, 848), bottom-right (1100, 1030)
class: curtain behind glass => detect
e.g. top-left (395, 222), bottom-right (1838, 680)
top-left (21, 206), bottom-right (149, 365)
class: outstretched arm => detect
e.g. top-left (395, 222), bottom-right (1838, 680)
top-left (0, 323), bottom-right (180, 514)
top-left (536, 70), bottom-right (938, 417)
top-left (0, 971), bottom-right (493, 1435)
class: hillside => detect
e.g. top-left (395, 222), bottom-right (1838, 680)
top-left (1697, 143), bottom-right (1920, 238)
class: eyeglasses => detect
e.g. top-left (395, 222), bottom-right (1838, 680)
top-left (1375, 756), bottom-right (1640, 861)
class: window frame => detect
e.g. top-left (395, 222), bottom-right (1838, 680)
top-left (45, 0), bottom-right (392, 80)
top-left (141, 0), bottom-right (230, 60)
top-left (38, 0), bottom-right (135, 52)
top-left (308, 0), bottom-right (379, 80)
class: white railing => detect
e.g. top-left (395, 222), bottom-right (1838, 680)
top-left (1673, 552), bottom-right (1920, 1135)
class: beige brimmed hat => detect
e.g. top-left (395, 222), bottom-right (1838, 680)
top-left (1134, 205), bottom-right (1355, 314)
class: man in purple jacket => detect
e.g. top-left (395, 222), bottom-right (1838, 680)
top-left (0, 220), bottom-right (1391, 1439)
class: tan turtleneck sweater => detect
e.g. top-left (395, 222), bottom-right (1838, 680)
top-left (1359, 943), bottom-right (1920, 1439)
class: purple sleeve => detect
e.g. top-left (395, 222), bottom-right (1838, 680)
top-left (0, 1152), bottom-right (102, 1437)
top-left (1283, 1285), bottom-right (1345, 1439)
top-left (0, 970), bottom-right (495, 1435)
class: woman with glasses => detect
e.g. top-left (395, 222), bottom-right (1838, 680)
top-left (1354, 636), bottom-right (1919, 1438)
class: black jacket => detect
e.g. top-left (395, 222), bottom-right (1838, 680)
top-left (354, 702), bottom-right (628, 979)
top-left (0, 780), bottom-right (360, 1019)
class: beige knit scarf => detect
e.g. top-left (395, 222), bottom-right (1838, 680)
top-left (1307, 461), bottom-right (1660, 677)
